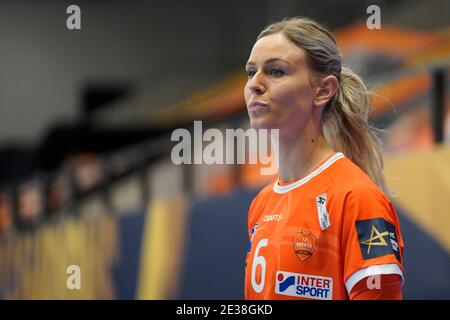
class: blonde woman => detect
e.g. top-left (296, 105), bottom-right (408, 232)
top-left (244, 17), bottom-right (404, 300)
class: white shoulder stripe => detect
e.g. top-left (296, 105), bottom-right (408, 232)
top-left (273, 152), bottom-right (345, 194)
top-left (345, 264), bottom-right (404, 295)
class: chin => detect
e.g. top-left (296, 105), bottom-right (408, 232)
top-left (250, 118), bottom-right (280, 131)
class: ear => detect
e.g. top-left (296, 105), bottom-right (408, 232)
top-left (313, 75), bottom-right (339, 109)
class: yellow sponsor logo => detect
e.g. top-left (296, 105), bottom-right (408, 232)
top-left (361, 225), bottom-right (390, 254)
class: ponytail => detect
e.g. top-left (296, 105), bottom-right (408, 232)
top-left (323, 67), bottom-right (386, 191)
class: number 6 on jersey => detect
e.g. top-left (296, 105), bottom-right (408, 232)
top-left (251, 238), bottom-right (268, 293)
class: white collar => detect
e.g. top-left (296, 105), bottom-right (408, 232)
top-left (273, 152), bottom-right (345, 194)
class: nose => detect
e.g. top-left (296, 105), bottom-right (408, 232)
top-left (247, 72), bottom-right (266, 95)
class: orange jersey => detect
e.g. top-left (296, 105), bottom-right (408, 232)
top-left (244, 152), bottom-right (405, 300)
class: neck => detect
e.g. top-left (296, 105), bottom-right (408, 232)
top-left (273, 120), bottom-right (335, 183)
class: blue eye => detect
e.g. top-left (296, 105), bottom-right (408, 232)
top-left (246, 70), bottom-right (256, 78)
top-left (270, 68), bottom-right (284, 77)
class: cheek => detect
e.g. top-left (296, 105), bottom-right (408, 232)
top-left (272, 84), bottom-right (314, 111)
top-left (244, 84), bottom-right (251, 104)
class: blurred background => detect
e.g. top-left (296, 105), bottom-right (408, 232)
top-left (0, 0), bottom-right (449, 299)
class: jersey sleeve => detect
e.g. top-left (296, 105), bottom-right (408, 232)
top-left (349, 274), bottom-right (403, 300)
top-left (341, 183), bottom-right (405, 295)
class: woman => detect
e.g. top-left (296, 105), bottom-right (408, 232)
top-left (244, 17), bottom-right (404, 300)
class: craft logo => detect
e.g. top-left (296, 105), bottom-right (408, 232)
top-left (275, 271), bottom-right (333, 300)
top-left (263, 214), bottom-right (283, 222)
top-left (293, 230), bottom-right (316, 262)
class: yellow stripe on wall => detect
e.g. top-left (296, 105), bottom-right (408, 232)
top-left (0, 213), bottom-right (118, 299)
top-left (136, 195), bottom-right (187, 299)
top-left (385, 145), bottom-right (450, 254)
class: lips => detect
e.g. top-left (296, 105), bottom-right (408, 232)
top-left (248, 101), bottom-right (268, 111)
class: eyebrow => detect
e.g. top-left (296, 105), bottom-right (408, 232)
top-left (245, 58), bottom-right (291, 68)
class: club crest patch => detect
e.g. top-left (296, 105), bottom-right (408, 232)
top-left (293, 230), bottom-right (316, 262)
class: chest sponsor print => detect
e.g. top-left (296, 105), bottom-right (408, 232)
top-left (275, 270), bottom-right (333, 300)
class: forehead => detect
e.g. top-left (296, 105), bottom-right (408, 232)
top-left (248, 33), bottom-right (307, 65)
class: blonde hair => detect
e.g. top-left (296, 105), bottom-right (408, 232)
top-left (258, 17), bottom-right (386, 190)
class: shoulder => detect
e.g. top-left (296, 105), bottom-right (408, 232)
top-left (325, 156), bottom-right (388, 200)
top-left (326, 159), bottom-right (399, 230)
top-left (248, 180), bottom-right (276, 211)
top-left (323, 157), bottom-right (396, 220)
